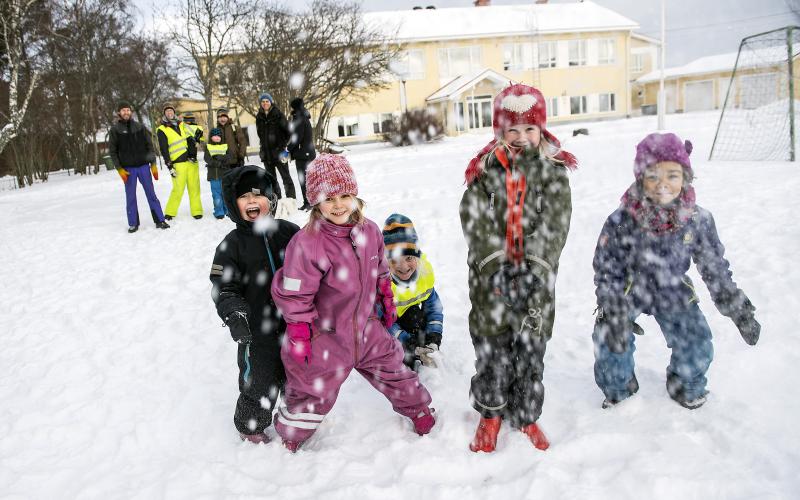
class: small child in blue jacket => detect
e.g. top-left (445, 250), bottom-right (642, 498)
top-left (382, 214), bottom-right (444, 370)
top-left (592, 132), bottom-right (761, 410)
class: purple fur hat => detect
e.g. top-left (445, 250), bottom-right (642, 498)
top-left (633, 132), bottom-right (694, 181)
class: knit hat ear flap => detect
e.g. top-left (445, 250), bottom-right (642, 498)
top-left (684, 140), bottom-right (693, 156)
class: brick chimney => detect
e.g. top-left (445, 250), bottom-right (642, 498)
top-left (474, 0), bottom-right (491, 6)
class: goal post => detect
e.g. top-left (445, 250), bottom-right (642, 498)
top-left (709, 26), bottom-right (800, 161)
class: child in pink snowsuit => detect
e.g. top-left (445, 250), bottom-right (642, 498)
top-left (271, 154), bottom-right (435, 451)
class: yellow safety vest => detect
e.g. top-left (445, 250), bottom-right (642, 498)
top-left (157, 123), bottom-right (192, 162)
top-left (392, 254), bottom-right (435, 317)
top-left (183, 123), bottom-right (204, 143)
top-left (206, 143), bottom-right (228, 156)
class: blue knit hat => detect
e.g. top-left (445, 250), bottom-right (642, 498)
top-left (259, 93), bottom-right (273, 104)
top-left (210, 127), bottom-right (223, 139)
top-left (382, 213), bottom-right (421, 258)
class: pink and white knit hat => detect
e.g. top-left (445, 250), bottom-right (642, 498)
top-left (306, 154), bottom-right (359, 205)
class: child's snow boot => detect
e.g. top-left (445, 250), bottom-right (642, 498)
top-left (469, 416), bottom-right (501, 453)
top-left (239, 432), bottom-right (269, 444)
top-left (521, 422), bottom-right (550, 450)
top-left (411, 407), bottom-right (436, 435)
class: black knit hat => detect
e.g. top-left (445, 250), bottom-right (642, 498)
top-left (216, 107), bottom-right (229, 118)
top-left (117, 100), bottom-right (132, 112)
top-left (382, 213), bottom-right (421, 258)
top-left (235, 169), bottom-right (272, 199)
top-left (290, 97), bottom-right (304, 111)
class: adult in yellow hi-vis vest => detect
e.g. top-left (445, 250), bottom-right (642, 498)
top-left (182, 112), bottom-right (204, 144)
top-left (156, 103), bottom-right (203, 219)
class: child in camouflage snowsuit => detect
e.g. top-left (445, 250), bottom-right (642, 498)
top-left (460, 84), bottom-right (576, 453)
top-left (592, 132), bottom-right (761, 410)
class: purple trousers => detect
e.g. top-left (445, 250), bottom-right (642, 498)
top-left (124, 164), bottom-right (165, 227)
top-left (275, 318), bottom-right (432, 443)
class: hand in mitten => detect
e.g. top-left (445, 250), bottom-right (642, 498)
top-left (425, 331), bottom-right (442, 349)
top-left (168, 165), bottom-right (177, 178)
top-left (279, 149), bottom-right (290, 164)
top-left (117, 168), bottom-right (129, 183)
top-left (150, 163), bottom-right (159, 180)
top-left (225, 311), bottom-right (252, 344)
top-left (377, 278), bottom-right (397, 329)
top-left (286, 322), bottom-right (312, 364)
top-left (734, 314), bottom-right (761, 346)
top-left (596, 308), bottom-right (629, 354)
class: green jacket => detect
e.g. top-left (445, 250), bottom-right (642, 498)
top-left (459, 146), bottom-right (572, 337)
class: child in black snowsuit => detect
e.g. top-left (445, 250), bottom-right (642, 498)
top-left (592, 132), bottom-right (761, 410)
top-left (210, 165), bottom-right (300, 443)
top-left (460, 84), bottom-right (576, 453)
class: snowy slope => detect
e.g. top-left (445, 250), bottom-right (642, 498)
top-left (1, 111), bottom-right (798, 500)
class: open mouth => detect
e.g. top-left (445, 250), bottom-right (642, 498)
top-left (246, 207), bottom-right (261, 219)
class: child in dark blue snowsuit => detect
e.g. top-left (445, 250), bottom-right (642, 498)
top-left (592, 132), bottom-right (761, 410)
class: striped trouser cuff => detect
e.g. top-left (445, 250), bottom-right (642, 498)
top-left (276, 406), bottom-right (325, 430)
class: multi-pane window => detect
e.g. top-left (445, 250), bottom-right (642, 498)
top-left (570, 95), bottom-right (588, 115)
top-left (372, 113), bottom-right (394, 134)
top-left (337, 116), bottom-right (359, 137)
top-left (392, 50), bottom-right (425, 80)
top-left (599, 93), bottom-right (616, 112)
top-left (568, 39), bottom-right (587, 66)
top-left (538, 41), bottom-right (557, 68)
top-left (546, 97), bottom-right (559, 118)
top-left (438, 46), bottom-right (481, 78)
top-left (503, 43), bottom-right (534, 71)
top-left (631, 53), bottom-right (645, 73)
top-left (598, 39), bottom-right (616, 65)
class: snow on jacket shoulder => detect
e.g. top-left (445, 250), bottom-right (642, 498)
top-left (272, 218), bottom-right (390, 338)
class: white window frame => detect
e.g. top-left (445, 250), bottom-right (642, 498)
top-left (503, 43), bottom-right (535, 71)
top-left (546, 97), bottom-right (559, 118)
top-left (597, 38), bottom-right (615, 65)
top-left (372, 113), bottom-right (394, 134)
top-left (631, 53), bottom-right (645, 73)
top-left (570, 95), bottom-right (588, 115)
top-left (337, 116), bottom-right (360, 138)
top-left (537, 41), bottom-right (557, 69)
top-left (438, 46), bottom-right (482, 79)
top-left (598, 92), bottom-right (616, 112)
top-left (392, 50), bottom-right (425, 81)
top-left (568, 39), bottom-right (587, 67)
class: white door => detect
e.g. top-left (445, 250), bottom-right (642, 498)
top-left (467, 99), bottom-right (493, 131)
top-left (684, 80), bottom-right (714, 112)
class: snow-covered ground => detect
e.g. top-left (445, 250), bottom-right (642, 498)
top-left (1, 111), bottom-right (798, 499)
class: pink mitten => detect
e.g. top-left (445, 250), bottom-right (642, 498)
top-left (378, 278), bottom-right (397, 329)
top-left (286, 323), bottom-right (312, 364)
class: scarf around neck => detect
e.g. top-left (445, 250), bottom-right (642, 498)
top-left (620, 182), bottom-right (696, 235)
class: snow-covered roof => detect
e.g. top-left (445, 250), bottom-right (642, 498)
top-left (637, 47), bottom-right (796, 83)
top-left (427, 68), bottom-right (511, 103)
top-left (365, 1), bottom-right (639, 43)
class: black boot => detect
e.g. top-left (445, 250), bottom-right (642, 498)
top-left (128, 225), bottom-right (139, 233)
top-left (156, 220), bottom-right (170, 229)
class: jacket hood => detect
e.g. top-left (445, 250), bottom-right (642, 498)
top-left (221, 165), bottom-right (278, 231)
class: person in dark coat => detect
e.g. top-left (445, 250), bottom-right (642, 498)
top-left (255, 93), bottom-right (295, 200)
top-left (108, 101), bottom-right (170, 233)
top-left (460, 84), bottom-right (576, 454)
top-left (210, 165), bottom-right (300, 443)
top-left (592, 132), bottom-right (761, 411)
top-left (216, 107), bottom-right (247, 168)
top-left (287, 97), bottom-right (316, 210)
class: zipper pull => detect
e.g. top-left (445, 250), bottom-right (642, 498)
top-left (489, 192), bottom-right (495, 211)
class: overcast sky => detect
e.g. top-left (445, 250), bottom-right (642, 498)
top-left (135, 0), bottom-right (799, 66)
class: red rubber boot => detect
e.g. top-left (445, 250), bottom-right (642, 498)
top-left (469, 417), bottom-right (502, 453)
top-left (521, 422), bottom-right (550, 451)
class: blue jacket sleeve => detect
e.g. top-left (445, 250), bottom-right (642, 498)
top-left (422, 288), bottom-right (444, 335)
top-left (592, 211), bottom-right (631, 314)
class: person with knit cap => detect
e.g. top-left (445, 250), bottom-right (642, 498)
top-left (108, 100), bottom-right (170, 233)
top-left (204, 127), bottom-right (233, 219)
top-left (255, 92), bottom-right (295, 202)
top-left (381, 213), bottom-right (444, 370)
top-left (210, 165), bottom-right (300, 444)
top-left (157, 103), bottom-right (203, 220)
top-left (592, 132), bottom-right (761, 411)
top-left (287, 97), bottom-right (316, 210)
top-left (460, 83), bottom-right (575, 453)
top-left (216, 107), bottom-right (248, 168)
top-left (271, 154), bottom-right (435, 452)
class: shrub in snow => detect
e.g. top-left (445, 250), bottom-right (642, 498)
top-left (383, 108), bottom-right (444, 147)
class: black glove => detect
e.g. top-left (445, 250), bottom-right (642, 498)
top-left (225, 311), bottom-right (252, 344)
top-left (425, 331), bottom-right (442, 348)
top-left (194, 129), bottom-right (203, 141)
top-left (596, 308), bottom-right (629, 354)
top-left (733, 314), bottom-right (761, 346)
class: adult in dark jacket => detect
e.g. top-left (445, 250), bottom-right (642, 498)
top-left (216, 107), bottom-right (247, 167)
top-left (210, 165), bottom-right (300, 442)
top-left (287, 97), bottom-right (316, 210)
top-left (108, 101), bottom-right (169, 233)
top-left (592, 132), bottom-right (760, 411)
top-left (460, 84), bottom-right (576, 453)
top-left (255, 93), bottom-right (295, 199)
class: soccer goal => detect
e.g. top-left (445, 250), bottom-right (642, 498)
top-left (709, 26), bottom-right (800, 161)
